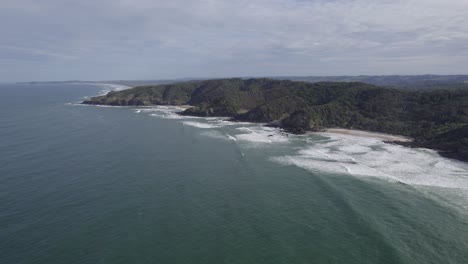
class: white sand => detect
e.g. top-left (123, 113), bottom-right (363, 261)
top-left (322, 128), bottom-right (412, 142)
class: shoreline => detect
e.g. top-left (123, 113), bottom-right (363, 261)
top-left (79, 102), bottom-right (468, 163)
top-left (319, 128), bottom-right (413, 142)
top-left (81, 102), bottom-right (413, 143)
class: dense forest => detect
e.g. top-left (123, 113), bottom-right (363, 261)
top-left (83, 78), bottom-right (468, 162)
top-left (273, 74), bottom-right (468, 90)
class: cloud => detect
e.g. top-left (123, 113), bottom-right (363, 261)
top-left (0, 0), bottom-right (467, 81)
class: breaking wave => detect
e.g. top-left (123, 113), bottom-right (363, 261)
top-left (235, 126), bottom-right (289, 143)
top-left (85, 99), bottom-right (468, 209)
top-left (182, 121), bottom-right (220, 129)
top-left (271, 133), bottom-right (468, 191)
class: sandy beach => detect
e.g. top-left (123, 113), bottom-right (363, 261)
top-left (321, 128), bottom-right (413, 142)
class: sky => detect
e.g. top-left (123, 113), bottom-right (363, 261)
top-left (1, 0), bottom-right (467, 82)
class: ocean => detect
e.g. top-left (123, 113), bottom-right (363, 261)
top-left (1, 83), bottom-right (467, 264)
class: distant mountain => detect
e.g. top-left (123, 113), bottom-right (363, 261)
top-left (15, 77), bottom-right (211, 87)
top-left (272, 75), bottom-right (468, 90)
top-left (18, 75), bottom-right (468, 90)
top-left (107, 75), bottom-right (468, 90)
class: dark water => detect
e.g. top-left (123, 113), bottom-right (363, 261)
top-left (1, 83), bottom-right (467, 264)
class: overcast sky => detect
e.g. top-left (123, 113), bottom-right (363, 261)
top-left (1, 0), bottom-right (467, 81)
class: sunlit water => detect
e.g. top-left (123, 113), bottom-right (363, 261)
top-left (1, 83), bottom-right (467, 264)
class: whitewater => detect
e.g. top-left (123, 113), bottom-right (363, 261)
top-left (134, 104), bottom-right (468, 211)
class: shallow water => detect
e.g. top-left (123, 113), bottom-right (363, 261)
top-left (1, 83), bottom-right (467, 264)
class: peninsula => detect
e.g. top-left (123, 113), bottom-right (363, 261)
top-left (83, 78), bottom-right (468, 162)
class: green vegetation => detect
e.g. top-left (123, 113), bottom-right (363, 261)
top-left (273, 74), bottom-right (468, 90)
top-left (83, 78), bottom-right (468, 162)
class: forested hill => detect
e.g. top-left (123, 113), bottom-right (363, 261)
top-left (83, 78), bottom-right (468, 161)
top-left (273, 75), bottom-right (468, 90)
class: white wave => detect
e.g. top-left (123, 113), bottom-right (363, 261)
top-left (203, 117), bottom-right (224, 121)
top-left (235, 126), bottom-right (290, 143)
top-left (182, 121), bottom-right (220, 129)
top-left (154, 113), bottom-right (248, 127)
top-left (66, 102), bottom-right (97, 107)
top-left (215, 119), bottom-right (252, 126)
top-left (138, 105), bottom-right (199, 120)
top-left (145, 105), bottom-right (189, 112)
top-left (93, 105), bottom-right (129, 108)
top-left (203, 119), bottom-right (253, 128)
top-left (150, 113), bottom-right (187, 120)
top-left (272, 133), bottom-right (468, 191)
top-left (199, 131), bottom-right (229, 140)
top-left (226, 134), bottom-right (237, 141)
top-left (140, 107), bottom-right (251, 126)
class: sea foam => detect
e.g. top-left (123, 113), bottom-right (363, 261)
top-left (182, 121), bottom-right (220, 129)
top-left (235, 126), bottom-right (289, 143)
top-left (272, 133), bottom-right (468, 191)
top-left (142, 106), bottom-right (197, 120)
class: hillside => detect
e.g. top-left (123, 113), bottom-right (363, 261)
top-left (274, 75), bottom-right (468, 90)
top-left (83, 78), bottom-right (468, 162)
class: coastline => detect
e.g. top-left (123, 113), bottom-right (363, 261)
top-left (80, 102), bottom-right (413, 143)
top-left (80, 102), bottom-right (468, 163)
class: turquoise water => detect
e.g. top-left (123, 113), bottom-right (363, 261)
top-left (1, 83), bottom-right (467, 264)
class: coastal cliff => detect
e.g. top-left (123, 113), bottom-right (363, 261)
top-left (83, 78), bottom-right (468, 161)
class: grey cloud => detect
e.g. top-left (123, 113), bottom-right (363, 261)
top-left (0, 0), bottom-right (467, 81)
